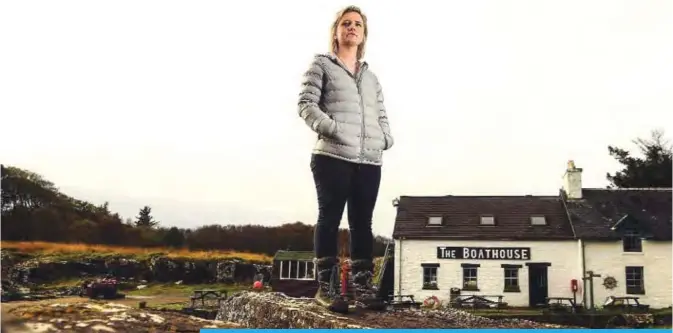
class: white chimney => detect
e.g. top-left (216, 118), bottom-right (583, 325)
top-left (562, 160), bottom-right (583, 200)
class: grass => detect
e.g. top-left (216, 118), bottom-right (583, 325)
top-left (33, 278), bottom-right (84, 290)
top-left (124, 283), bottom-right (247, 297)
top-left (0, 241), bottom-right (273, 263)
top-left (146, 301), bottom-right (186, 311)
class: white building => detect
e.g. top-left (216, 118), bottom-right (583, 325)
top-left (561, 163), bottom-right (672, 309)
top-left (391, 161), bottom-right (672, 309)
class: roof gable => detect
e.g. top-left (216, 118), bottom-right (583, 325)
top-left (392, 195), bottom-right (575, 240)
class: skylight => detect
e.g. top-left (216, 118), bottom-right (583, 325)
top-left (531, 216), bottom-right (547, 225)
top-left (480, 216), bottom-right (495, 225)
top-left (427, 216), bottom-right (443, 226)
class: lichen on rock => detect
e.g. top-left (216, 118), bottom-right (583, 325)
top-left (216, 291), bottom-right (573, 329)
top-left (4, 301), bottom-right (240, 333)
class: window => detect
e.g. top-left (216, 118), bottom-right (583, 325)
top-left (279, 260), bottom-right (315, 280)
top-left (502, 264), bottom-right (521, 292)
top-left (462, 264), bottom-right (479, 291)
top-left (422, 263), bottom-right (439, 290)
top-left (625, 266), bottom-right (644, 294)
top-left (480, 216), bottom-right (495, 225)
top-left (623, 230), bottom-right (642, 252)
top-left (531, 216), bottom-right (547, 225)
top-left (427, 216), bottom-right (443, 226)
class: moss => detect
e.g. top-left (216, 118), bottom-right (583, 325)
top-left (146, 302), bottom-right (187, 311)
top-left (33, 278), bottom-right (83, 291)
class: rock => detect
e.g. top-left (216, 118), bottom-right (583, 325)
top-left (216, 291), bottom-right (369, 328)
top-left (105, 258), bottom-right (145, 279)
top-left (216, 291), bottom-right (573, 329)
top-left (1, 280), bottom-right (24, 302)
top-left (605, 313), bottom-right (655, 328)
top-left (2, 251), bottom-right (272, 288)
top-left (5, 301), bottom-right (241, 332)
top-left (216, 262), bottom-right (236, 283)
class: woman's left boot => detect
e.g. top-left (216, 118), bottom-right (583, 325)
top-left (350, 259), bottom-right (385, 311)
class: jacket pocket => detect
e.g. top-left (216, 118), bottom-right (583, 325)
top-left (317, 116), bottom-right (337, 139)
top-left (376, 123), bottom-right (387, 150)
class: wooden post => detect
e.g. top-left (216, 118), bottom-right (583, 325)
top-left (583, 271), bottom-right (602, 310)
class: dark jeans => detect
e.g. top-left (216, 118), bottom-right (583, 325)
top-left (311, 153), bottom-right (381, 280)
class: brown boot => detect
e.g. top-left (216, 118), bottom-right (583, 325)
top-left (351, 259), bottom-right (385, 311)
top-left (314, 257), bottom-right (349, 313)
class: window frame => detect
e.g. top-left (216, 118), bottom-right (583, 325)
top-left (623, 229), bottom-right (643, 253)
top-left (502, 264), bottom-right (522, 292)
top-left (625, 266), bottom-right (645, 295)
top-left (421, 263), bottom-right (439, 290)
top-left (461, 263), bottom-right (480, 291)
top-left (279, 260), bottom-right (316, 280)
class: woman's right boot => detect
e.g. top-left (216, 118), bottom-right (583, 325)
top-left (314, 257), bottom-right (348, 313)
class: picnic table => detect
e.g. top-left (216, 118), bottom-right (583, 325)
top-left (451, 294), bottom-right (507, 309)
top-left (603, 296), bottom-right (649, 312)
top-left (190, 289), bottom-right (228, 308)
top-left (386, 294), bottom-right (422, 309)
top-left (545, 297), bottom-right (580, 313)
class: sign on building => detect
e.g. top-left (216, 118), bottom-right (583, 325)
top-left (437, 246), bottom-right (531, 260)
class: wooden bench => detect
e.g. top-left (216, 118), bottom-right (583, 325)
top-left (545, 297), bottom-right (581, 313)
top-left (451, 294), bottom-right (507, 309)
top-left (387, 294), bottom-right (422, 309)
top-left (190, 289), bottom-right (228, 308)
top-left (603, 296), bottom-right (650, 312)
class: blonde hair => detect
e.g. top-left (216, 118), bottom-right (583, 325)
top-left (330, 5), bottom-right (368, 60)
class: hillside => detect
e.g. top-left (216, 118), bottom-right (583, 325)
top-left (1, 164), bottom-right (391, 256)
top-left (0, 241), bottom-right (273, 263)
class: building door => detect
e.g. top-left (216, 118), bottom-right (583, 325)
top-left (528, 264), bottom-right (549, 307)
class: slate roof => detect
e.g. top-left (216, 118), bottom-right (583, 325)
top-left (562, 188), bottom-right (672, 241)
top-left (391, 195), bottom-right (576, 240)
top-left (273, 250), bottom-right (315, 261)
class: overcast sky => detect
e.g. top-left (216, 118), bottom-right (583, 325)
top-left (1, 0), bottom-right (671, 238)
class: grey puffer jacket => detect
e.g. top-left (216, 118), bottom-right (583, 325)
top-left (298, 53), bottom-right (394, 166)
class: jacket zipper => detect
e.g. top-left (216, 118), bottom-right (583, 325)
top-left (356, 71), bottom-right (365, 163)
top-left (333, 56), bottom-right (367, 163)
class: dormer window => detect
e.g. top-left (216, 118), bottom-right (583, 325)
top-left (530, 216), bottom-right (547, 225)
top-left (480, 216), bottom-right (495, 225)
top-left (623, 229), bottom-right (642, 252)
top-left (427, 216), bottom-right (443, 226)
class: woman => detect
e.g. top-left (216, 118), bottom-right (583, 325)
top-left (297, 5), bottom-right (394, 312)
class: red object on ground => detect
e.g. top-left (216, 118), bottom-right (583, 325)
top-left (253, 281), bottom-right (263, 289)
top-left (340, 261), bottom-right (350, 297)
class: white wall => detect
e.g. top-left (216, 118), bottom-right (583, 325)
top-left (584, 240), bottom-right (672, 309)
top-left (394, 239), bottom-right (581, 307)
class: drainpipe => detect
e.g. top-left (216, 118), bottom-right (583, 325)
top-left (397, 238), bottom-right (403, 295)
top-left (580, 239), bottom-right (587, 308)
top-left (560, 189), bottom-right (586, 308)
